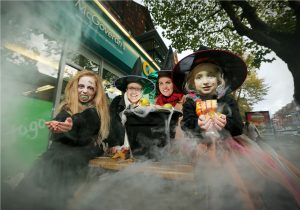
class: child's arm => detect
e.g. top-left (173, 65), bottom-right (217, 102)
top-left (222, 97), bottom-right (243, 136)
top-left (181, 98), bottom-right (202, 136)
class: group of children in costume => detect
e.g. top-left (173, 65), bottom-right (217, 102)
top-left (8, 47), bottom-right (300, 210)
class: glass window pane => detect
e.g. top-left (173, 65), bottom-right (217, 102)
top-left (102, 68), bottom-right (122, 102)
top-left (67, 51), bottom-right (99, 73)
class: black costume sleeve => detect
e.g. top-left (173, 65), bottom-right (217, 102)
top-left (51, 108), bottom-right (100, 146)
top-left (220, 96), bottom-right (243, 136)
top-left (181, 96), bottom-right (243, 138)
top-left (181, 98), bottom-right (202, 137)
top-left (104, 95), bottom-right (125, 147)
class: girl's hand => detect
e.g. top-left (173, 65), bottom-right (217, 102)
top-left (198, 114), bottom-right (213, 131)
top-left (213, 114), bottom-right (227, 130)
top-left (45, 120), bottom-right (59, 131)
top-left (45, 117), bottom-right (73, 133)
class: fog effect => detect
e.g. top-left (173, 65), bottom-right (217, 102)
top-left (2, 1), bottom-right (300, 210)
top-left (68, 134), bottom-right (300, 210)
top-left (2, 0), bottom-right (83, 198)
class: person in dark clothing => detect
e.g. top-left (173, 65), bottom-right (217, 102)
top-left (172, 47), bottom-right (246, 141)
top-left (9, 70), bottom-right (111, 210)
top-left (243, 120), bottom-right (261, 141)
top-left (149, 70), bottom-right (184, 109)
top-left (107, 80), bottom-right (154, 150)
top-left (171, 47), bottom-right (300, 209)
top-left (107, 58), bottom-right (155, 157)
top-left (148, 70), bottom-right (185, 139)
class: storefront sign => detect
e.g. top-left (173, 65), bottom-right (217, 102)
top-left (246, 111), bottom-right (271, 127)
top-left (74, 0), bottom-right (158, 75)
top-left (75, 0), bottom-right (125, 52)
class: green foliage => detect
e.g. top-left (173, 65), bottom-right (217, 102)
top-left (144, 0), bottom-right (295, 69)
top-left (144, 0), bottom-right (299, 109)
top-left (236, 70), bottom-right (269, 115)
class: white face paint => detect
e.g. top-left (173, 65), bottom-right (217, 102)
top-left (126, 82), bottom-right (143, 104)
top-left (77, 76), bottom-right (96, 104)
top-left (158, 76), bottom-right (174, 97)
top-left (193, 63), bottom-right (219, 96)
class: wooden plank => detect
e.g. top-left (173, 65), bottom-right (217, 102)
top-left (89, 157), bottom-right (194, 181)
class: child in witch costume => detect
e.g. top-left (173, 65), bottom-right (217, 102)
top-left (173, 46), bottom-right (245, 141)
top-left (9, 70), bottom-right (111, 210)
top-left (172, 47), bottom-right (300, 209)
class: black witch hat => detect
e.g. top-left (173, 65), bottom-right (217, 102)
top-left (172, 46), bottom-right (247, 93)
top-left (114, 57), bottom-right (155, 94)
top-left (148, 46), bottom-right (176, 80)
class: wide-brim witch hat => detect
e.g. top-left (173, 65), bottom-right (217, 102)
top-left (114, 57), bottom-right (155, 94)
top-left (172, 46), bottom-right (247, 94)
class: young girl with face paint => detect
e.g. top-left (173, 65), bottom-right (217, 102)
top-left (179, 59), bottom-right (244, 139)
top-left (12, 70), bottom-right (111, 210)
top-left (172, 47), bottom-right (247, 159)
top-left (172, 48), bottom-right (300, 208)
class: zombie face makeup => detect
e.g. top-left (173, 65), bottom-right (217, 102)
top-left (126, 82), bottom-right (143, 104)
top-left (193, 63), bottom-right (219, 96)
top-left (158, 76), bottom-right (174, 97)
top-left (78, 76), bottom-right (96, 104)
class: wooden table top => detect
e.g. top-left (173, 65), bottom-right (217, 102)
top-left (89, 157), bottom-right (194, 181)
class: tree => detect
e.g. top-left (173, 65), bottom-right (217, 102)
top-left (144, 0), bottom-right (300, 105)
top-left (236, 70), bottom-right (269, 118)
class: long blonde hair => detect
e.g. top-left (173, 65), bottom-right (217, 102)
top-left (184, 63), bottom-right (225, 94)
top-left (56, 70), bottom-right (110, 139)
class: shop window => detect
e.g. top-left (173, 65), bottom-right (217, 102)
top-left (2, 1), bottom-right (65, 181)
top-left (3, 30), bottom-right (62, 102)
top-left (102, 68), bottom-right (122, 102)
top-left (67, 51), bottom-right (99, 73)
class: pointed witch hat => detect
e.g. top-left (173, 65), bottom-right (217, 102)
top-left (148, 46), bottom-right (176, 80)
top-left (114, 57), bottom-right (155, 94)
top-left (148, 47), bottom-right (182, 94)
top-left (172, 45), bottom-right (247, 93)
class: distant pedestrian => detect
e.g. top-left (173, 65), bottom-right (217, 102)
top-left (243, 121), bottom-right (261, 141)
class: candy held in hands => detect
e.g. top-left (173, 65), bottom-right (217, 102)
top-left (196, 99), bottom-right (218, 117)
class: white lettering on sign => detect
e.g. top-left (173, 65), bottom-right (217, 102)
top-left (16, 119), bottom-right (47, 140)
top-left (75, 0), bottom-right (125, 51)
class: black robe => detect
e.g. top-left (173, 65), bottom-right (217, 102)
top-left (10, 107), bottom-right (104, 210)
top-left (181, 94), bottom-right (243, 141)
top-left (107, 95), bottom-right (180, 158)
top-left (106, 95), bottom-right (126, 148)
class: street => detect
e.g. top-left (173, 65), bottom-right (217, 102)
top-left (261, 134), bottom-right (300, 169)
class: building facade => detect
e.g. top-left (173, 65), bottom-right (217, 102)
top-left (101, 0), bottom-right (169, 68)
top-left (272, 100), bottom-right (300, 132)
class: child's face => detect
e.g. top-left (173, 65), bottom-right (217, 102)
top-left (193, 63), bottom-right (219, 95)
top-left (77, 76), bottom-right (96, 103)
top-left (158, 76), bottom-right (174, 97)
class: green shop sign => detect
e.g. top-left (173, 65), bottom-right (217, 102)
top-left (74, 0), bottom-right (158, 75)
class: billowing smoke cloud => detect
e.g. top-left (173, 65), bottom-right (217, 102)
top-left (2, 1), bottom-right (300, 210)
top-left (1, 0), bottom-right (83, 205)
